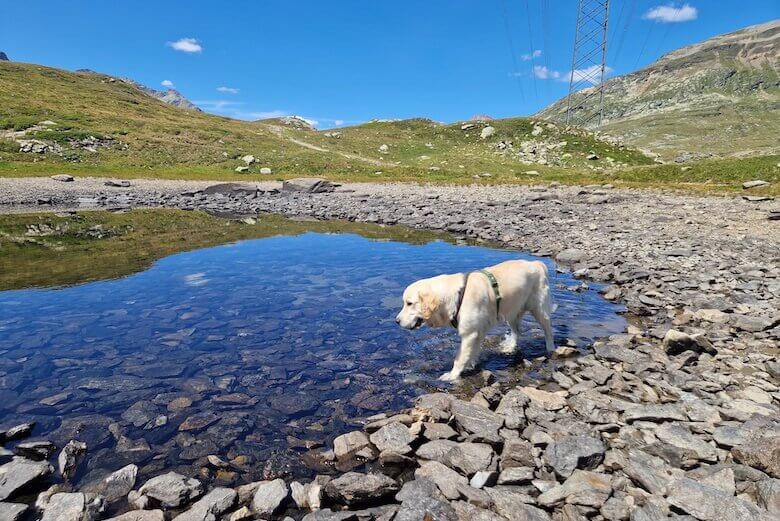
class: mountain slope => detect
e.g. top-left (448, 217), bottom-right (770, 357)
top-left (537, 20), bottom-right (780, 161)
top-left (0, 60), bottom-right (651, 182)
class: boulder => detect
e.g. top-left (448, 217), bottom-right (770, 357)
top-left (104, 512), bottom-right (165, 521)
top-left (733, 435), bottom-right (780, 478)
top-left (415, 461), bottom-right (468, 500)
top-left (40, 492), bottom-right (104, 521)
top-left (202, 183), bottom-right (258, 197)
top-left (324, 472), bottom-right (398, 506)
top-left (369, 422), bottom-right (414, 454)
top-left (450, 400), bottom-right (503, 442)
top-left (282, 178), bottom-right (339, 193)
top-left (480, 127), bottom-right (496, 139)
top-left (0, 502), bottom-right (27, 521)
top-left (86, 464), bottom-right (137, 503)
top-left (240, 155), bottom-right (256, 165)
top-left (260, 167), bottom-right (272, 175)
top-left (743, 180), bottom-right (769, 189)
top-left (441, 443), bottom-right (496, 476)
top-left (174, 487), bottom-right (237, 521)
top-left (662, 329), bottom-right (715, 355)
top-left (50, 174), bottom-right (74, 182)
top-left (0, 458), bottom-right (53, 501)
top-left (251, 479), bottom-right (289, 517)
top-left (537, 470), bottom-right (612, 507)
top-left (543, 436), bottom-right (605, 478)
top-left (333, 431), bottom-right (371, 459)
top-left (137, 472), bottom-right (203, 508)
top-left (58, 440), bottom-right (87, 480)
top-left (667, 478), bottom-right (769, 521)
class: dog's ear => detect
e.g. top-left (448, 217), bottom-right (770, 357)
top-left (444, 274), bottom-right (468, 325)
top-left (419, 289), bottom-right (441, 324)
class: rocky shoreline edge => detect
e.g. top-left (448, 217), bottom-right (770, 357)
top-left (1, 177), bottom-right (778, 521)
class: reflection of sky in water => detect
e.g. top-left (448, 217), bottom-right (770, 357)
top-left (0, 232), bottom-right (625, 484)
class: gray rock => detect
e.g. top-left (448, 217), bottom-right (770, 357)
top-left (394, 479), bottom-right (456, 521)
top-left (0, 457), bottom-right (53, 501)
top-left (452, 500), bottom-right (504, 521)
top-left (497, 467), bottom-right (534, 485)
top-left (501, 439), bottom-right (536, 468)
top-left (333, 431), bottom-right (370, 459)
top-left (495, 389), bottom-right (530, 429)
top-left (14, 441), bottom-right (55, 460)
top-left (537, 470), bottom-right (612, 507)
top-left (654, 423), bottom-right (717, 462)
top-left (174, 487), bottom-right (237, 521)
top-left (51, 174), bottom-right (75, 182)
top-left (58, 440), bottom-right (87, 480)
top-left (485, 487), bottom-right (551, 520)
top-left (415, 461), bottom-right (468, 500)
top-left (369, 422), bottom-right (414, 453)
top-left (104, 512), bottom-right (165, 521)
top-left (282, 178), bottom-right (338, 193)
top-left (755, 479), bottom-right (780, 514)
top-left (623, 404), bottom-right (687, 423)
top-left (743, 180), bottom-right (770, 189)
top-left (104, 180), bottom-right (131, 187)
top-left (41, 492), bottom-right (103, 521)
top-left (556, 248), bottom-right (586, 263)
top-left (451, 400), bottom-right (504, 442)
top-left (663, 329), bottom-right (715, 355)
top-left (600, 496), bottom-right (629, 521)
top-left (623, 449), bottom-right (673, 495)
top-left (251, 479), bottom-right (289, 516)
top-left (87, 464), bottom-right (137, 503)
top-left (138, 472), bottom-right (203, 508)
top-left (544, 436), bottom-right (605, 478)
top-left (480, 127), bottom-right (496, 139)
top-left (324, 472), bottom-right (398, 506)
top-left (442, 442), bottom-right (496, 476)
top-left (0, 502), bottom-right (27, 521)
top-left (423, 422), bottom-right (458, 440)
top-left (417, 440), bottom-right (459, 462)
top-left (733, 435), bottom-right (780, 478)
top-left (0, 424), bottom-right (34, 442)
top-left (667, 477), bottom-right (769, 521)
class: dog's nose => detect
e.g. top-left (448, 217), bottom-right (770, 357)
top-left (395, 317), bottom-right (400, 324)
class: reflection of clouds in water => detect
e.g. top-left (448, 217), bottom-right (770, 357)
top-left (184, 272), bottom-right (209, 287)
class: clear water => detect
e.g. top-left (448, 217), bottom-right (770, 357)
top-left (0, 231), bottom-right (624, 486)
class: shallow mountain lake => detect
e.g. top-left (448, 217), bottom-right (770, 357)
top-left (0, 225), bottom-right (625, 487)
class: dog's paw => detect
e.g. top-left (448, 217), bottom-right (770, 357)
top-left (438, 371), bottom-right (459, 382)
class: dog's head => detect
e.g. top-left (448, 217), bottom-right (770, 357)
top-left (396, 274), bottom-right (466, 330)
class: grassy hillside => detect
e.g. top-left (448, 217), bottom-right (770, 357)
top-left (0, 61), bottom-right (650, 181)
top-left (538, 20), bottom-right (780, 161)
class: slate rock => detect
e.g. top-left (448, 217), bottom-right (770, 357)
top-left (87, 464), bottom-right (138, 503)
top-left (138, 472), bottom-right (203, 508)
top-left (415, 461), bottom-right (468, 500)
top-left (58, 440), bottom-right (87, 480)
top-left (544, 436), bottom-right (605, 478)
top-left (441, 442), bottom-right (496, 476)
top-left (104, 512), bottom-right (165, 521)
top-left (174, 487), bottom-right (237, 521)
top-left (333, 431), bottom-right (370, 459)
top-left (251, 479), bottom-right (289, 516)
top-left (733, 435), bottom-right (780, 478)
top-left (40, 492), bottom-right (103, 521)
top-left (451, 400), bottom-right (503, 442)
top-left (0, 457), bottom-right (53, 501)
top-left (324, 472), bottom-right (398, 506)
top-left (369, 422), bottom-right (413, 453)
top-left (485, 487), bottom-right (551, 521)
top-left (667, 477), bottom-right (770, 521)
top-left (0, 502), bottom-right (27, 521)
top-left (537, 470), bottom-right (612, 507)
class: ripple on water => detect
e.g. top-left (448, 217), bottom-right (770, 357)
top-left (0, 232), bottom-right (624, 486)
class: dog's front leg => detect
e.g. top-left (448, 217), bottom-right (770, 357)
top-left (440, 331), bottom-right (482, 381)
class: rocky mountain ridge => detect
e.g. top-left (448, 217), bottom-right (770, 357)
top-left (538, 20), bottom-right (780, 160)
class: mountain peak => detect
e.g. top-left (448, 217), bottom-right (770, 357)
top-left (0, 51), bottom-right (9, 61)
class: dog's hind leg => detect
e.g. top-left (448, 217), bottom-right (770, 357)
top-left (500, 313), bottom-right (522, 354)
top-left (531, 307), bottom-right (555, 353)
top-left (440, 331), bottom-right (483, 381)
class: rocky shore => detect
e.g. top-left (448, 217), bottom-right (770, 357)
top-left (0, 177), bottom-right (778, 521)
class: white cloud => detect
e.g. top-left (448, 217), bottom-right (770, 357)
top-left (168, 38), bottom-right (203, 53)
top-left (216, 86), bottom-right (239, 94)
top-left (161, 79), bottom-right (174, 88)
top-left (334, 119), bottom-right (345, 126)
top-left (533, 65), bottom-right (560, 80)
top-left (521, 50), bottom-right (542, 61)
top-left (568, 65), bottom-right (614, 84)
top-left (643, 3), bottom-right (698, 23)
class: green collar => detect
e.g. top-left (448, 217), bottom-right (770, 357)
top-left (478, 269), bottom-right (502, 315)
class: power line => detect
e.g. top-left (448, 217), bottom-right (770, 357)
top-left (524, 0), bottom-right (539, 101)
top-left (541, 0), bottom-right (551, 99)
top-left (500, 0), bottom-right (527, 103)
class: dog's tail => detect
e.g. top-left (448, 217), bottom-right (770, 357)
top-left (536, 261), bottom-right (558, 316)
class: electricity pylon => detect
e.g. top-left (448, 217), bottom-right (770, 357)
top-left (565, 0), bottom-right (610, 127)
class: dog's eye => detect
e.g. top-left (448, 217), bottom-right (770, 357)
top-left (405, 301), bottom-right (413, 306)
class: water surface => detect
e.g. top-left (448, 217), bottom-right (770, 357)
top-left (0, 231), bottom-right (624, 486)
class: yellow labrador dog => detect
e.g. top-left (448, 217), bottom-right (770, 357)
top-left (396, 259), bottom-right (555, 381)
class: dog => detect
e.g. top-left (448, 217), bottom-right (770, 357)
top-left (396, 259), bottom-right (555, 381)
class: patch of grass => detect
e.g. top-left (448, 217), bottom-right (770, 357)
top-left (0, 209), bottom-right (455, 290)
top-left (0, 116), bottom-right (40, 131)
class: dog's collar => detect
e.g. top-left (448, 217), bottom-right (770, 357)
top-left (478, 269), bottom-right (502, 316)
top-left (449, 273), bottom-right (469, 328)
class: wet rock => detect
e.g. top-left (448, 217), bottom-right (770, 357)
top-left (667, 477), bottom-right (769, 521)
top-left (58, 440), bottom-right (87, 480)
top-left (0, 423), bottom-right (34, 443)
top-left (269, 393), bottom-right (319, 416)
top-left (40, 492), bottom-right (104, 521)
top-left (14, 441), bottom-right (56, 460)
top-left (87, 464), bottom-right (138, 503)
top-left (0, 457), bottom-right (53, 501)
top-left (137, 472), bottom-right (203, 508)
top-left (543, 436), bottom-right (605, 478)
top-left (333, 431), bottom-right (371, 460)
top-left (251, 479), bottom-right (289, 516)
top-left (441, 442), bottom-right (497, 476)
top-left (324, 472), bottom-right (398, 506)
top-left (174, 487), bottom-right (237, 521)
top-left (369, 422), bottom-right (414, 454)
top-left (0, 502), bottom-right (27, 521)
top-left (415, 461), bottom-right (468, 500)
top-left (178, 412), bottom-right (220, 432)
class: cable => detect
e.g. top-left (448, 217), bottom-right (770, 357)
top-left (541, 0), bottom-right (551, 99)
top-left (500, 0), bottom-right (527, 104)
top-left (524, 0), bottom-right (539, 101)
top-left (611, 0), bottom-right (638, 65)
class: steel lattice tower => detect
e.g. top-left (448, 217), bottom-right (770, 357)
top-left (565, 0), bottom-right (610, 127)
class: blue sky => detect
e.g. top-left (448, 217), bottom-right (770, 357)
top-left (1, 1), bottom-right (777, 128)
